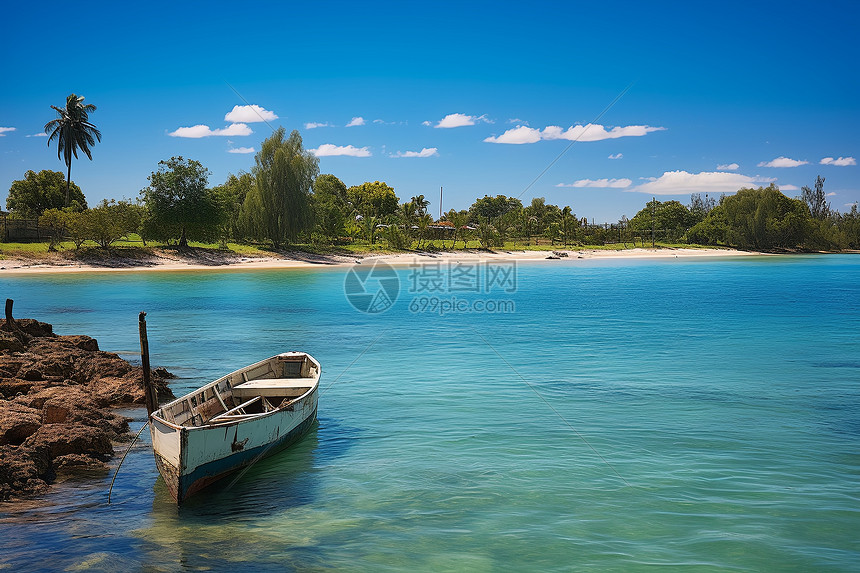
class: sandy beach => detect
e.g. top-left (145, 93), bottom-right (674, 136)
top-left (0, 247), bottom-right (759, 275)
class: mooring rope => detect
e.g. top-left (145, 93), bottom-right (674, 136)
top-left (107, 420), bottom-right (149, 504)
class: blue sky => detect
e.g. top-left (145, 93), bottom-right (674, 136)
top-left (2, 0), bottom-right (858, 222)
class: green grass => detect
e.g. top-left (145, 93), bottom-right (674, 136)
top-left (0, 242), bottom-right (54, 255)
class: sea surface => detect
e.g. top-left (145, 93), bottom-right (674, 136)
top-left (1, 254), bottom-right (858, 572)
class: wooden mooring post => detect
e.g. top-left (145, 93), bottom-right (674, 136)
top-left (138, 312), bottom-right (158, 416)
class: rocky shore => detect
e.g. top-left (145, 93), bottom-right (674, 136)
top-left (0, 312), bottom-right (174, 501)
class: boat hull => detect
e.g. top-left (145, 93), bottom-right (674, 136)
top-left (153, 407), bottom-right (317, 502)
top-left (151, 386), bottom-right (318, 503)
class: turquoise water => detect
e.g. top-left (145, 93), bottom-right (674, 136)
top-left (1, 254), bottom-right (858, 572)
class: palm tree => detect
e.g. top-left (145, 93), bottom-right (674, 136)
top-left (416, 213), bottom-right (432, 249)
top-left (561, 206), bottom-right (573, 246)
top-left (361, 215), bottom-right (379, 244)
top-left (447, 209), bottom-right (469, 249)
top-left (45, 94), bottom-right (101, 207)
top-left (399, 202), bottom-right (417, 246)
top-left (411, 195), bottom-right (430, 217)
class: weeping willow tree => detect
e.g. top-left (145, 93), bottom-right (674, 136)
top-left (241, 128), bottom-right (319, 249)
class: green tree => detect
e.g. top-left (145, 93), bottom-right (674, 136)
top-left (445, 209), bottom-right (469, 249)
top-left (687, 205), bottom-right (728, 245)
top-left (347, 181), bottom-right (399, 218)
top-left (560, 206), bottom-right (576, 245)
top-left (799, 176), bottom-right (841, 250)
top-left (141, 156), bottom-right (222, 247)
top-left (496, 211), bottom-right (518, 246)
top-left (384, 223), bottom-right (409, 249)
top-left (629, 199), bottom-right (694, 242)
top-left (519, 211), bottom-right (537, 245)
top-left (524, 197), bottom-right (548, 234)
top-left (212, 172), bottom-right (254, 241)
top-left (62, 209), bottom-right (90, 249)
top-left (44, 94), bottom-right (101, 206)
top-left (476, 221), bottom-right (497, 248)
top-left (839, 204), bottom-right (860, 248)
top-left (416, 213), bottom-right (432, 248)
top-left (469, 195), bottom-right (523, 222)
top-left (801, 176), bottom-right (830, 220)
top-left (84, 199), bottom-right (137, 249)
top-left (397, 201), bottom-right (418, 246)
top-left (411, 195), bottom-right (430, 217)
top-left (459, 225), bottom-right (475, 249)
top-left (720, 185), bottom-right (810, 250)
top-left (689, 193), bottom-right (716, 224)
top-left (361, 215), bottom-right (379, 244)
top-left (38, 208), bottom-right (68, 250)
top-left (241, 128), bottom-right (318, 249)
top-left (311, 174), bottom-right (349, 243)
top-left (6, 170), bottom-right (87, 218)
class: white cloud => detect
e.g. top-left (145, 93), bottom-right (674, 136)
top-left (508, 118), bottom-right (528, 125)
top-left (346, 117), bottom-right (365, 127)
top-left (485, 123), bottom-right (665, 144)
top-left (717, 162), bottom-right (739, 170)
top-left (629, 170), bottom-right (776, 195)
top-left (820, 156), bottom-right (856, 166)
top-left (0, 127), bottom-right (15, 136)
top-left (392, 147), bottom-right (438, 158)
top-left (826, 192), bottom-right (837, 197)
top-left (545, 124), bottom-right (665, 142)
top-left (26, 132), bottom-right (48, 137)
top-left (421, 120), bottom-right (432, 126)
top-left (305, 122), bottom-right (332, 129)
top-left (780, 184), bottom-right (799, 191)
top-left (169, 123), bottom-right (253, 138)
top-left (311, 144), bottom-right (371, 157)
top-left (608, 153), bottom-right (623, 160)
top-left (483, 126), bottom-right (542, 144)
top-left (556, 178), bottom-right (632, 188)
top-left (757, 156), bottom-right (808, 168)
top-left (228, 147), bottom-right (255, 154)
top-left (434, 113), bottom-right (491, 128)
top-left (224, 104), bottom-right (278, 123)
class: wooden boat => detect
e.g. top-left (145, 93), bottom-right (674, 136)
top-left (148, 352), bottom-right (320, 503)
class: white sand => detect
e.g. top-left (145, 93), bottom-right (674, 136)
top-left (0, 248), bottom-right (760, 275)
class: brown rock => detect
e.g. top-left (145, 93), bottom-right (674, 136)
top-left (0, 402), bottom-right (42, 445)
top-left (43, 403), bottom-right (71, 424)
top-left (10, 318), bottom-right (54, 338)
top-left (0, 330), bottom-right (26, 353)
top-left (0, 312), bottom-right (175, 500)
top-left (23, 368), bottom-right (44, 381)
top-left (0, 378), bottom-right (34, 397)
top-left (153, 367), bottom-right (177, 379)
top-left (59, 334), bottom-right (99, 351)
top-left (0, 356), bottom-right (24, 375)
top-left (23, 423), bottom-right (113, 460)
top-left (54, 453), bottom-right (109, 475)
top-left (0, 447), bottom-right (52, 500)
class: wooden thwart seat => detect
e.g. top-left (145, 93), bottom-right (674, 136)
top-left (232, 378), bottom-right (313, 399)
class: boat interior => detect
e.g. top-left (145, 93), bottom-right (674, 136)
top-left (155, 353), bottom-right (319, 428)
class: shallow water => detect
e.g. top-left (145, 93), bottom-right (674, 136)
top-left (1, 254), bottom-right (858, 571)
